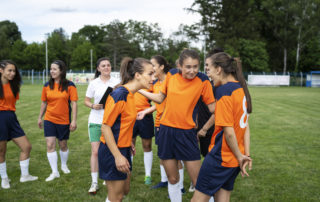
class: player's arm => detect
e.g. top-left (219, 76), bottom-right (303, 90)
top-left (138, 90), bottom-right (166, 104)
top-left (38, 101), bottom-right (47, 129)
top-left (224, 126), bottom-right (252, 177)
top-left (198, 102), bottom-right (215, 137)
top-left (102, 124), bottom-right (130, 173)
top-left (244, 122), bottom-right (252, 170)
top-left (137, 105), bottom-right (156, 120)
top-left (70, 101), bottom-right (77, 131)
top-left (84, 97), bottom-right (103, 110)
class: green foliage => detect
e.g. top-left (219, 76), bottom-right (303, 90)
top-left (0, 20), bottom-right (22, 59)
top-left (23, 43), bottom-right (45, 70)
top-left (238, 39), bottom-right (269, 72)
top-left (70, 41), bottom-right (96, 70)
top-left (10, 40), bottom-right (28, 68)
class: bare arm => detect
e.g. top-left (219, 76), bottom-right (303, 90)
top-left (224, 126), bottom-right (252, 177)
top-left (38, 101), bottom-right (47, 129)
top-left (136, 105), bottom-right (156, 120)
top-left (198, 102), bottom-right (215, 137)
top-left (84, 97), bottom-right (103, 110)
top-left (69, 101), bottom-right (77, 131)
top-left (138, 90), bottom-right (166, 104)
top-left (244, 122), bottom-right (252, 170)
top-left (101, 124), bottom-right (130, 173)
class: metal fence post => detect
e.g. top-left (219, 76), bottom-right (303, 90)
top-left (31, 69), bottom-right (34, 84)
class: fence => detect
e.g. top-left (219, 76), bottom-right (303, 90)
top-left (20, 69), bottom-right (316, 87)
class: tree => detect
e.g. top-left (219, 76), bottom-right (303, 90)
top-left (47, 28), bottom-right (70, 66)
top-left (0, 20), bottom-right (22, 59)
top-left (10, 40), bottom-right (27, 68)
top-left (23, 43), bottom-right (45, 70)
top-left (70, 41), bottom-right (96, 70)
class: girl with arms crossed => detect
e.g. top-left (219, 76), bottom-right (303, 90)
top-left (0, 60), bottom-right (38, 189)
top-left (191, 52), bottom-right (252, 202)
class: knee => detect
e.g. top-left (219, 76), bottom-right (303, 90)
top-left (23, 143), bottom-right (32, 154)
top-left (92, 149), bottom-right (98, 157)
top-left (59, 142), bottom-right (68, 151)
top-left (46, 142), bottom-right (55, 152)
top-left (168, 175), bottom-right (179, 184)
top-left (124, 187), bottom-right (130, 196)
top-left (142, 140), bottom-right (152, 152)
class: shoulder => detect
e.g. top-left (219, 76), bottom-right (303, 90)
top-left (67, 80), bottom-right (76, 87)
top-left (110, 86), bottom-right (129, 103)
top-left (196, 72), bottom-right (209, 82)
top-left (168, 68), bottom-right (180, 76)
top-left (215, 82), bottom-right (242, 101)
top-left (43, 81), bottom-right (49, 87)
top-left (153, 79), bottom-right (159, 85)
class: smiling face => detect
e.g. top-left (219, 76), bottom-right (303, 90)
top-left (50, 63), bottom-right (62, 80)
top-left (180, 57), bottom-right (199, 80)
top-left (138, 63), bottom-right (154, 89)
top-left (97, 60), bottom-right (111, 77)
top-left (206, 57), bottom-right (222, 86)
top-left (150, 58), bottom-right (163, 79)
top-left (0, 64), bottom-right (16, 83)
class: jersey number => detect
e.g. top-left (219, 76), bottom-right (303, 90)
top-left (239, 96), bottom-right (248, 128)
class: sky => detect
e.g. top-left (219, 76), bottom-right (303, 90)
top-left (0, 0), bottom-right (201, 43)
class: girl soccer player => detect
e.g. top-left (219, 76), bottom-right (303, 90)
top-left (0, 60), bottom-right (38, 189)
top-left (84, 57), bottom-right (120, 194)
top-left (98, 57), bottom-right (154, 202)
top-left (38, 60), bottom-right (78, 182)
top-left (138, 49), bottom-right (215, 202)
top-left (191, 52), bottom-right (252, 202)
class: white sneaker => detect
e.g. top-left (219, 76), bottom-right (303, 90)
top-left (103, 180), bottom-right (106, 185)
top-left (61, 166), bottom-right (70, 174)
top-left (45, 172), bottom-right (60, 182)
top-left (1, 178), bottom-right (10, 189)
top-left (189, 182), bottom-right (195, 192)
top-left (88, 182), bottom-right (99, 194)
top-left (20, 174), bottom-right (38, 183)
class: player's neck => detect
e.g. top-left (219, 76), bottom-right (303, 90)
top-left (221, 74), bottom-right (236, 85)
top-left (159, 73), bottom-right (166, 82)
top-left (1, 76), bottom-right (9, 84)
top-left (100, 74), bottom-right (110, 82)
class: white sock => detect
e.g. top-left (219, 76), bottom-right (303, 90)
top-left (91, 172), bottom-right (98, 184)
top-left (160, 165), bottom-right (168, 182)
top-left (131, 155), bottom-right (133, 163)
top-left (47, 151), bottom-right (58, 173)
top-left (179, 168), bottom-right (184, 189)
top-left (209, 196), bottom-right (215, 202)
top-left (105, 197), bottom-right (110, 202)
top-left (0, 161), bottom-right (8, 179)
top-left (168, 182), bottom-right (182, 202)
top-left (144, 151), bottom-right (153, 177)
top-left (20, 158), bottom-right (30, 176)
top-left (59, 149), bottom-right (69, 168)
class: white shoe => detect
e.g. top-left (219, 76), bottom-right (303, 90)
top-left (189, 182), bottom-right (195, 192)
top-left (88, 182), bottom-right (99, 194)
top-left (45, 172), bottom-right (60, 182)
top-left (61, 166), bottom-right (70, 174)
top-left (20, 174), bottom-right (38, 183)
top-left (1, 178), bottom-right (10, 189)
top-left (103, 180), bottom-right (106, 185)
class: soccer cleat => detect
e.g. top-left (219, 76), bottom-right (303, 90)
top-left (1, 178), bottom-right (10, 189)
top-left (61, 166), bottom-right (70, 174)
top-left (189, 182), bottom-right (195, 192)
top-left (88, 182), bottom-right (99, 194)
top-left (144, 176), bottom-right (152, 185)
top-left (181, 187), bottom-right (186, 194)
top-left (45, 172), bottom-right (60, 182)
top-left (20, 174), bottom-right (38, 183)
top-left (151, 181), bottom-right (168, 189)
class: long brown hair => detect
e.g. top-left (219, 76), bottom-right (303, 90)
top-left (119, 57), bottom-right (151, 86)
top-left (210, 52), bottom-right (252, 113)
top-left (0, 60), bottom-right (21, 99)
top-left (49, 60), bottom-right (69, 92)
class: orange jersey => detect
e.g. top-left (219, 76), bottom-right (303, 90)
top-left (41, 81), bottom-right (78, 124)
top-left (134, 88), bottom-right (152, 112)
top-left (100, 86), bottom-right (137, 148)
top-left (0, 83), bottom-right (19, 111)
top-left (208, 81), bottom-right (249, 167)
top-left (160, 68), bottom-right (215, 129)
top-left (151, 79), bottom-right (166, 127)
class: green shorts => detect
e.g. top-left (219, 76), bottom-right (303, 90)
top-left (88, 123), bottom-right (102, 142)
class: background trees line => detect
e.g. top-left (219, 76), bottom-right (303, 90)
top-left (0, 0), bottom-right (319, 73)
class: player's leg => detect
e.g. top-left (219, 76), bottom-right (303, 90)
top-left (163, 159), bottom-right (181, 202)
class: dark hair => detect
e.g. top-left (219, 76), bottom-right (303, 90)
top-left (94, 57), bottom-right (111, 79)
top-left (49, 60), bottom-right (69, 92)
top-left (119, 57), bottom-right (151, 86)
top-left (0, 60), bottom-right (21, 99)
top-left (206, 47), bottom-right (224, 59)
top-left (179, 49), bottom-right (200, 67)
top-left (210, 52), bottom-right (252, 113)
top-left (151, 55), bottom-right (171, 73)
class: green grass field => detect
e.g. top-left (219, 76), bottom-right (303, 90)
top-left (1, 85), bottom-right (320, 202)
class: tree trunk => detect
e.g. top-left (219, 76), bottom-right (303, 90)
top-left (283, 48), bottom-right (287, 74)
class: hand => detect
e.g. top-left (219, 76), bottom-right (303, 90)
top-left (136, 111), bottom-right (146, 120)
top-left (92, 104), bottom-right (103, 110)
top-left (197, 128), bottom-right (207, 137)
top-left (131, 142), bottom-right (136, 156)
top-left (38, 118), bottom-right (43, 129)
top-left (237, 155), bottom-right (252, 177)
top-left (69, 120), bottom-right (77, 132)
top-left (115, 154), bottom-right (131, 174)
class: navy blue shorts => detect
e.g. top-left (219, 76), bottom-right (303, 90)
top-left (44, 120), bottom-right (70, 141)
top-left (98, 142), bottom-right (132, 181)
top-left (154, 127), bottom-right (160, 145)
top-left (195, 149), bottom-right (240, 196)
top-left (0, 111), bottom-right (25, 141)
top-left (132, 114), bottom-right (154, 139)
top-left (158, 125), bottom-right (200, 161)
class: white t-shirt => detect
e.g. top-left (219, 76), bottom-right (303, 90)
top-left (86, 76), bottom-right (120, 124)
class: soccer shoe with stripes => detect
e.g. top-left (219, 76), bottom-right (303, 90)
top-left (20, 174), bottom-right (38, 183)
top-left (144, 176), bottom-right (152, 185)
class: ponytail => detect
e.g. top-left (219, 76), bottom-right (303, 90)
top-left (234, 58), bottom-right (252, 113)
top-left (151, 55), bottom-right (171, 73)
